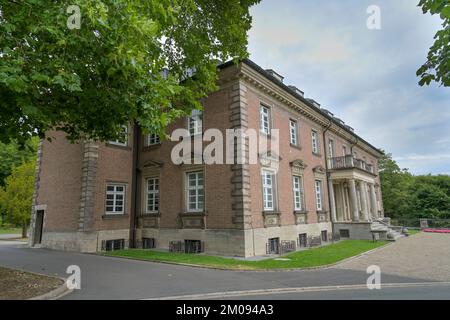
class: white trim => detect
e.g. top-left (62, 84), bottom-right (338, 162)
top-left (292, 175), bottom-right (305, 211)
top-left (145, 177), bottom-right (160, 214)
top-left (185, 171), bottom-right (204, 212)
top-left (105, 183), bottom-right (126, 214)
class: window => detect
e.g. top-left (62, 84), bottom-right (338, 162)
top-left (315, 180), bottom-right (323, 211)
top-left (188, 109), bottom-right (202, 135)
top-left (262, 170), bottom-right (275, 211)
top-left (339, 229), bottom-right (350, 238)
top-left (146, 134), bottom-right (160, 146)
top-left (328, 139), bottom-right (334, 158)
top-left (289, 119), bottom-right (298, 146)
top-left (260, 105), bottom-right (270, 135)
top-left (185, 240), bottom-right (203, 253)
top-left (109, 125), bottom-right (128, 146)
top-left (311, 130), bottom-right (319, 154)
top-left (321, 230), bottom-right (328, 242)
top-left (186, 171), bottom-right (204, 212)
top-left (342, 145), bottom-right (348, 156)
top-left (142, 238), bottom-right (156, 249)
top-left (145, 177), bottom-right (159, 213)
top-left (105, 184), bottom-right (125, 214)
top-left (104, 239), bottom-right (125, 251)
top-left (292, 175), bottom-right (304, 211)
top-left (267, 238), bottom-right (280, 254)
top-left (298, 233), bottom-right (308, 248)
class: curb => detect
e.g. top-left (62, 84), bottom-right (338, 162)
top-left (30, 280), bottom-right (73, 300)
top-left (103, 241), bottom-right (392, 272)
top-left (147, 281), bottom-right (450, 300)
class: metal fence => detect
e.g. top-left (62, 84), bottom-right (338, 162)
top-left (169, 240), bottom-right (205, 253)
top-left (390, 218), bottom-right (450, 229)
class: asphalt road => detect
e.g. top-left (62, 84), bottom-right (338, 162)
top-left (0, 241), bottom-right (440, 300)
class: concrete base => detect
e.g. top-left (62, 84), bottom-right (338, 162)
top-left (39, 229), bottom-right (130, 253)
top-left (37, 223), bottom-right (332, 257)
top-left (334, 222), bottom-right (375, 240)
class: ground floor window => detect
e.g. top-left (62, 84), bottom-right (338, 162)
top-left (104, 239), bottom-right (125, 251)
top-left (185, 240), bottom-right (203, 253)
top-left (339, 229), bottom-right (350, 238)
top-left (105, 184), bottom-right (125, 214)
top-left (298, 233), bottom-right (308, 248)
top-left (142, 238), bottom-right (156, 249)
top-left (321, 230), bottom-right (328, 242)
top-left (186, 171), bottom-right (204, 212)
top-left (266, 237), bottom-right (280, 254)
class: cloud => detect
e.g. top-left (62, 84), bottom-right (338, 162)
top-left (248, 0), bottom-right (450, 175)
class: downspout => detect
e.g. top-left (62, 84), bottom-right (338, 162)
top-left (322, 119), bottom-right (335, 240)
top-left (129, 123), bottom-right (140, 248)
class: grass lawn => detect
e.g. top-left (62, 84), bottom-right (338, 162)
top-left (407, 229), bottom-right (421, 236)
top-left (0, 227), bottom-right (21, 235)
top-left (105, 240), bottom-right (387, 270)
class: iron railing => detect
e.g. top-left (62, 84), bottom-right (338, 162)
top-left (329, 155), bottom-right (374, 174)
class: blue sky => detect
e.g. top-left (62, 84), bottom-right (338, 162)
top-left (247, 0), bottom-right (450, 175)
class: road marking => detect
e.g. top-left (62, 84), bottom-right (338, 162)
top-left (145, 281), bottom-right (450, 300)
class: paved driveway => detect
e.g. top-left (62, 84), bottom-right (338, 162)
top-left (336, 233), bottom-right (450, 282)
top-left (0, 241), bottom-right (426, 300)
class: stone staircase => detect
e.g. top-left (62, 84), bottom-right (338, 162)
top-left (371, 219), bottom-right (405, 241)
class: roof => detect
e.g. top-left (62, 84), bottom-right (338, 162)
top-left (218, 58), bottom-right (384, 156)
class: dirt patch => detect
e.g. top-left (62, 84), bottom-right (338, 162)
top-left (0, 266), bottom-right (63, 300)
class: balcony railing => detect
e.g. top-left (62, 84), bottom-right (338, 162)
top-left (329, 155), bottom-right (374, 174)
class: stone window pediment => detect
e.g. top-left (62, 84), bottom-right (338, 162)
top-left (290, 159), bottom-right (307, 175)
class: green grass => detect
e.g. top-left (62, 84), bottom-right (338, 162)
top-left (0, 227), bottom-right (21, 235)
top-left (105, 240), bottom-right (387, 270)
top-left (407, 229), bottom-right (421, 236)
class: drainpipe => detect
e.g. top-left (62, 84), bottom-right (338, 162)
top-left (129, 123), bottom-right (140, 248)
top-left (322, 120), bottom-right (335, 241)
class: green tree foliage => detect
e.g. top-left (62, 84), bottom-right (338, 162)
top-left (379, 152), bottom-right (450, 220)
top-left (417, 0), bottom-right (450, 86)
top-left (0, 0), bottom-right (260, 145)
top-left (0, 137), bottom-right (38, 186)
top-left (0, 160), bottom-right (36, 237)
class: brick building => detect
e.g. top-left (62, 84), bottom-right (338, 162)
top-left (29, 59), bottom-right (389, 257)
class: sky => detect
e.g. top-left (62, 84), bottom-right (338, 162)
top-left (247, 0), bottom-right (450, 175)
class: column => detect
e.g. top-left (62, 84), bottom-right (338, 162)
top-left (369, 184), bottom-right (378, 219)
top-left (328, 179), bottom-right (337, 222)
top-left (348, 179), bottom-right (359, 222)
top-left (358, 181), bottom-right (369, 221)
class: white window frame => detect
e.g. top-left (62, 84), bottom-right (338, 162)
top-left (262, 170), bottom-right (276, 211)
top-left (186, 171), bottom-right (204, 212)
top-left (328, 139), bottom-right (334, 158)
top-left (146, 134), bottom-right (160, 146)
top-left (260, 105), bottom-right (271, 135)
top-left (292, 175), bottom-right (305, 211)
top-left (145, 177), bottom-right (159, 214)
top-left (109, 125), bottom-right (128, 146)
top-left (105, 184), bottom-right (125, 214)
top-left (315, 180), bottom-right (323, 211)
top-left (342, 145), bottom-right (348, 156)
top-left (311, 130), bottom-right (319, 154)
top-left (188, 109), bottom-right (203, 136)
top-left (290, 119), bottom-right (298, 146)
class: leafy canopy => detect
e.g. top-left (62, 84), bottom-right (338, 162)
top-left (417, 0), bottom-right (450, 86)
top-left (0, 159), bottom-right (36, 236)
top-left (379, 151), bottom-right (450, 220)
top-left (0, 0), bottom-right (260, 145)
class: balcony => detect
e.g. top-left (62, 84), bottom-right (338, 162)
top-left (329, 155), bottom-right (374, 174)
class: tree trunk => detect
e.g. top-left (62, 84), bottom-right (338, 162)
top-left (22, 225), bottom-right (27, 238)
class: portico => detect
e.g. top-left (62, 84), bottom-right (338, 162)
top-left (328, 155), bottom-right (382, 224)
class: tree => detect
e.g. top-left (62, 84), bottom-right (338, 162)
top-left (0, 160), bottom-right (36, 238)
top-left (0, 0), bottom-right (260, 145)
top-left (0, 137), bottom-right (39, 186)
top-left (417, 0), bottom-right (450, 87)
top-left (378, 152), bottom-right (413, 218)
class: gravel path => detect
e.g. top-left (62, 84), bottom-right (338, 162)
top-left (336, 232), bottom-right (450, 282)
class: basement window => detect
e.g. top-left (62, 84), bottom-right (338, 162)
top-left (142, 238), bottom-right (156, 249)
top-left (104, 239), bottom-right (125, 251)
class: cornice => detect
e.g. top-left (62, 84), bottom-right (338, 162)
top-left (235, 62), bottom-right (383, 159)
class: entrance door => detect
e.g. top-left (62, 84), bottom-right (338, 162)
top-left (33, 210), bottom-right (44, 245)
